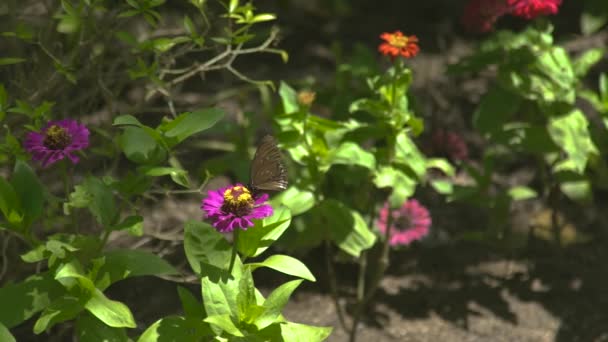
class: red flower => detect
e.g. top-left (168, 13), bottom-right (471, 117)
top-left (462, 0), bottom-right (511, 33)
top-left (507, 0), bottom-right (561, 19)
top-left (378, 31), bottom-right (420, 59)
top-left (462, 0), bottom-right (562, 32)
top-left (431, 129), bottom-right (469, 162)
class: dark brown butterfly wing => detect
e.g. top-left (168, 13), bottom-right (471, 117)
top-left (249, 135), bottom-right (288, 194)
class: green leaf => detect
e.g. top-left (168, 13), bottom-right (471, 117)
top-left (204, 314), bottom-right (243, 336)
top-left (137, 316), bottom-right (213, 342)
top-left (276, 322), bottom-right (332, 342)
top-left (394, 132), bottom-right (425, 178)
top-left (237, 206), bottom-right (292, 258)
top-left (581, 0), bottom-right (608, 35)
top-left (317, 199), bottom-right (376, 257)
top-left (183, 220), bottom-right (232, 275)
top-left (95, 249), bottom-right (178, 290)
top-left (279, 82), bottom-right (299, 114)
top-left (34, 294), bottom-right (87, 334)
top-left (139, 166), bottom-right (189, 188)
top-left (473, 86), bottom-right (520, 137)
top-left (573, 48), bottom-right (605, 78)
top-left (11, 160), bottom-right (44, 229)
top-left (0, 58), bottom-right (26, 65)
top-left (85, 289), bottom-right (136, 328)
top-left (163, 108), bottom-right (224, 144)
top-left (200, 259), bottom-right (243, 321)
top-left (507, 186), bottom-right (537, 201)
top-left (560, 179), bottom-right (592, 202)
top-left (0, 177), bottom-right (19, 227)
top-left (255, 279), bottom-right (302, 330)
top-left (324, 142), bottom-right (376, 171)
top-left (119, 127), bottom-right (167, 164)
top-left (373, 167), bottom-right (416, 208)
top-left (548, 109), bottom-right (598, 173)
top-left (76, 312), bottom-right (129, 342)
top-left (80, 177), bottom-right (119, 226)
top-left (270, 187), bottom-right (315, 216)
top-left (426, 158), bottom-right (455, 177)
top-left (248, 254), bottom-right (316, 282)
top-left (0, 322), bottom-right (15, 342)
top-left (430, 180), bottom-right (453, 195)
top-left (177, 286), bottom-right (204, 319)
top-left (250, 13), bottom-right (276, 23)
top-left (109, 215), bottom-right (143, 236)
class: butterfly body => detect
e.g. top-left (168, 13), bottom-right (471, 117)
top-left (248, 135), bottom-right (288, 196)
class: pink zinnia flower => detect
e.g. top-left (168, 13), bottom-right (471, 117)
top-left (431, 129), bottom-right (469, 162)
top-left (377, 199), bottom-right (431, 247)
top-left (507, 0), bottom-right (562, 19)
top-left (24, 119), bottom-right (90, 168)
top-left (201, 184), bottom-right (273, 233)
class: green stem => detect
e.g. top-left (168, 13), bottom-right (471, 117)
top-left (325, 240), bottom-right (348, 331)
top-left (228, 228), bottom-right (240, 273)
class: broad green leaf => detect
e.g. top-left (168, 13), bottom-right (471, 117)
top-left (236, 268), bottom-right (257, 323)
top-left (394, 132), bottom-right (425, 178)
top-left (270, 187), bottom-right (315, 216)
top-left (163, 108), bottom-right (224, 144)
top-left (237, 206), bottom-right (292, 258)
top-left (255, 280), bottom-right (303, 330)
top-left (76, 312), bottom-right (129, 342)
top-left (0, 273), bottom-right (64, 329)
top-left (113, 115), bottom-right (143, 127)
top-left (34, 294), bottom-right (86, 334)
top-left (324, 142), bottom-right (375, 171)
top-left (109, 215), bottom-right (143, 236)
top-left (139, 166), bottom-right (189, 188)
top-left (473, 86), bottom-right (520, 137)
top-left (119, 127), bottom-right (166, 164)
top-left (200, 258), bottom-right (244, 322)
top-left (279, 82), bottom-right (299, 114)
top-left (85, 289), bottom-right (136, 328)
top-left (204, 314), bottom-right (243, 337)
top-left (95, 249), bottom-right (178, 290)
top-left (80, 177), bottom-right (118, 226)
top-left (137, 316), bottom-right (212, 342)
top-left (317, 199), bottom-right (376, 257)
top-left (177, 286), bottom-right (204, 319)
top-left (507, 186), bottom-right (537, 201)
top-left (0, 322), bottom-right (15, 342)
top-left (278, 322), bottom-right (332, 342)
top-left (248, 254), bottom-right (315, 282)
top-left (183, 220), bottom-right (232, 275)
top-left (11, 160), bottom-right (44, 228)
top-left (548, 109), bottom-right (598, 173)
top-left (373, 166), bottom-right (416, 208)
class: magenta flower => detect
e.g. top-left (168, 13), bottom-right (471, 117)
top-left (507, 0), bottom-right (561, 19)
top-left (24, 119), bottom-right (90, 168)
top-left (201, 184), bottom-right (273, 233)
top-left (377, 199), bottom-right (431, 246)
top-left (462, 0), bottom-right (562, 32)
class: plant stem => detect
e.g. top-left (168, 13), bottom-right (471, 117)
top-left (228, 228), bottom-right (240, 273)
top-left (325, 240), bottom-right (348, 331)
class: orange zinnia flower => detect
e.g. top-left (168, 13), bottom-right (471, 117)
top-left (378, 31), bottom-right (420, 59)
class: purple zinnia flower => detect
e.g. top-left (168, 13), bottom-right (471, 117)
top-left (377, 199), bottom-right (431, 246)
top-left (24, 119), bottom-right (90, 168)
top-left (201, 184), bottom-right (273, 233)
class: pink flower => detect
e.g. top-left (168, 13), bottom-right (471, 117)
top-left (377, 199), bottom-right (431, 247)
top-left (24, 119), bottom-right (90, 168)
top-left (201, 184), bottom-right (273, 233)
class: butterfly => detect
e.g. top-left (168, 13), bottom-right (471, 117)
top-left (248, 135), bottom-right (288, 195)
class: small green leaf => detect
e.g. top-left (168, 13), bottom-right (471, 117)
top-left (277, 321), bottom-right (332, 342)
top-left (85, 289), bottom-right (136, 328)
top-left (0, 58), bottom-right (26, 65)
top-left (507, 186), bottom-right (537, 201)
top-left (95, 249), bottom-right (178, 290)
top-left (34, 294), bottom-right (86, 334)
top-left (163, 108), bottom-right (224, 144)
top-left (573, 48), bottom-right (605, 77)
top-left (394, 132), bottom-right (426, 178)
top-left (255, 279), bottom-right (303, 330)
top-left (324, 142), bottom-right (376, 171)
top-left (119, 127), bottom-right (167, 164)
top-left (110, 215), bottom-right (143, 236)
top-left (473, 86), bottom-right (520, 137)
top-left (270, 187), bottom-right (315, 216)
top-left (373, 167), bottom-right (416, 208)
top-left (548, 109), bottom-right (598, 173)
top-left (248, 254), bottom-right (315, 282)
top-left (204, 314), bottom-right (243, 336)
top-left (317, 200), bottom-right (376, 257)
top-left (237, 206), bottom-right (292, 258)
top-left (278, 82), bottom-right (299, 114)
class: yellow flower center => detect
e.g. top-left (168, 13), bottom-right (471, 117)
top-left (43, 125), bottom-right (72, 150)
top-left (222, 185), bottom-right (255, 217)
top-left (388, 34), bottom-right (409, 48)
